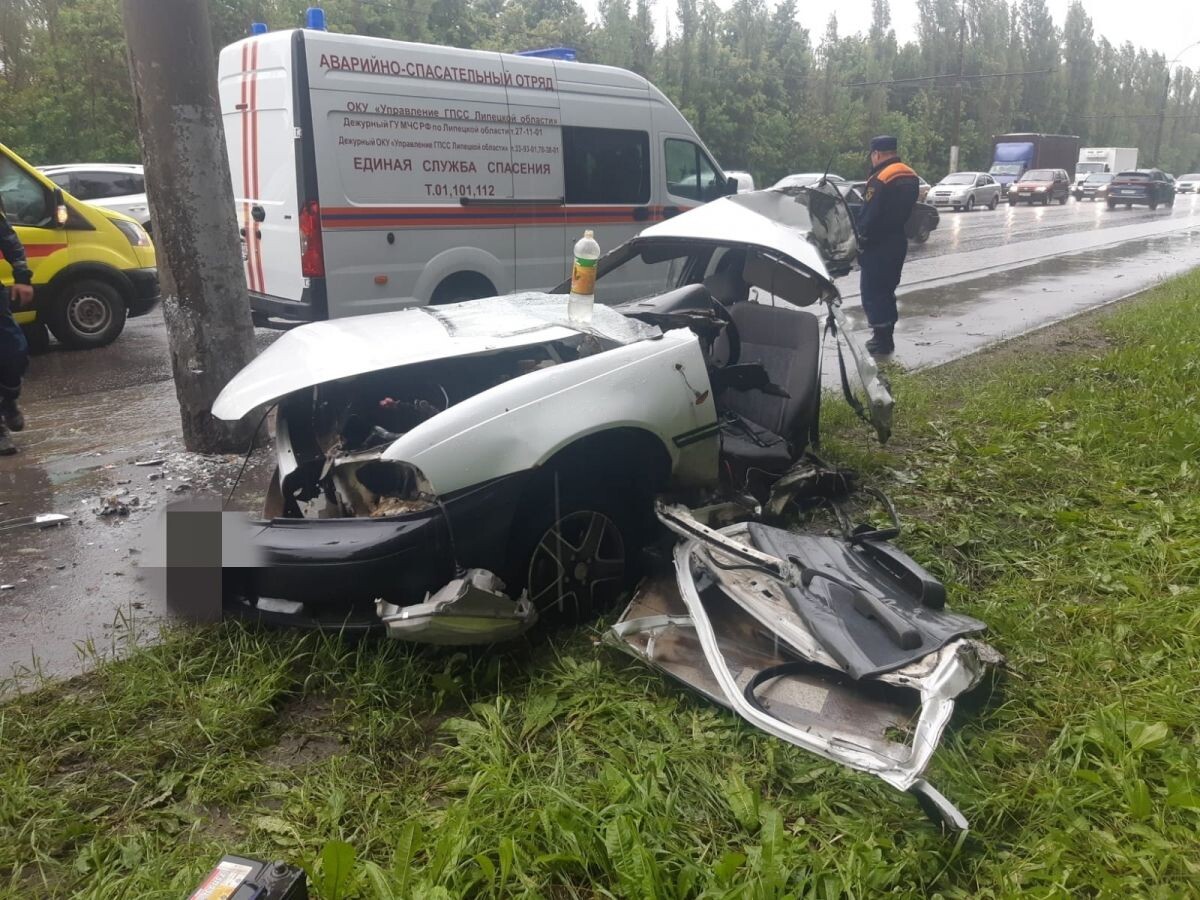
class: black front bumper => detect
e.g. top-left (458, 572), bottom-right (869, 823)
top-left (221, 473), bottom-right (530, 628)
top-left (125, 267), bottom-right (161, 317)
top-left (223, 509), bottom-right (455, 626)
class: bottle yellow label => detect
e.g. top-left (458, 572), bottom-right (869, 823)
top-left (571, 258), bottom-right (597, 295)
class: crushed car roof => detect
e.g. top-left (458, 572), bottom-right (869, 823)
top-left (212, 292), bottom-right (659, 421)
top-left (628, 189), bottom-right (853, 299)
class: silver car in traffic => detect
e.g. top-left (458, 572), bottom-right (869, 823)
top-left (928, 171), bottom-right (1002, 211)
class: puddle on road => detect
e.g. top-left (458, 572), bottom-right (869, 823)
top-left (0, 380), bottom-right (273, 689)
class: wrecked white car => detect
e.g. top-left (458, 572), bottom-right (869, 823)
top-left (212, 185), bottom-right (890, 636)
top-left (213, 186), bottom-right (1000, 829)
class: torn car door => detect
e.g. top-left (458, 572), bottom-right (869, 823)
top-left (607, 502), bottom-right (1002, 833)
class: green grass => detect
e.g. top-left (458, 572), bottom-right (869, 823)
top-left (4, 272), bottom-right (1200, 898)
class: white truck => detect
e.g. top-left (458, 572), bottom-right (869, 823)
top-left (217, 25), bottom-right (732, 323)
top-left (1075, 148), bottom-right (1138, 185)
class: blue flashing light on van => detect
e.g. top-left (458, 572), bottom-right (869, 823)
top-left (304, 7), bottom-right (327, 30)
top-left (517, 47), bottom-right (579, 61)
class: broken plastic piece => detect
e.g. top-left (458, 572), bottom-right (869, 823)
top-left (376, 569), bottom-right (536, 645)
top-left (0, 512), bottom-right (70, 532)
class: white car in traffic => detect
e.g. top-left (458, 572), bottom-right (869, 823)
top-left (1176, 174), bottom-right (1200, 194)
top-left (38, 163), bottom-right (151, 230)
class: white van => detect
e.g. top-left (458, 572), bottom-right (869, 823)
top-left (217, 28), bottom-right (732, 322)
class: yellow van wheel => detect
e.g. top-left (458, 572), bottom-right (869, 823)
top-left (46, 278), bottom-right (127, 349)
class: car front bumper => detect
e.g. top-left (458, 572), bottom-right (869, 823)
top-left (219, 471), bottom-right (531, 628)
top-left (125, 267), bottom-right (161, 316)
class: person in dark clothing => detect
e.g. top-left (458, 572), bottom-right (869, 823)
top-left (856, 135), bottom-right (919, 357)
top-left (1, 204), bottom-right (34, 455)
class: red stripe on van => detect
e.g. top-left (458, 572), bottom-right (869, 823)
top-left (318, 205), bottom-right (678, 229)
top-left (249, 41), bottom-right (265, 294)
top-left (23, 243), bottom-right (67, 259)
top-left (240, 43), bottom-right (254, 292)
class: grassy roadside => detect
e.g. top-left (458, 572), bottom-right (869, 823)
top-left (2, 272), bottom-right (1200, 898)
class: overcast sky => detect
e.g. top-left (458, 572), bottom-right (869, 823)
top-left (580, 0), bottom-right (1200, 68)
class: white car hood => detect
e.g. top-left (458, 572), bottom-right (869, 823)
top-left (634, 188), bottom-right (855, 295)
top-left (212, 292), bottom-right (659, 421)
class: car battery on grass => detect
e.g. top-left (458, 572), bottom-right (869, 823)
top-left (188, 855), bottom-right (307, 900)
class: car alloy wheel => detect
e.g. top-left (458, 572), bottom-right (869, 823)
top-left (966, 195), bottom-right (975, 212)
top-left (988, 194), bottom-right (998, 210)
top-left (525, 509), bottom-right (627, 623)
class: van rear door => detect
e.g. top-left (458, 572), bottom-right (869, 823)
top-left (219, 35), bottom-right (305, 312)
top-left (499, 54), bottom-right (564, 292)
top-left (556, 64), bottom-right (658, 301)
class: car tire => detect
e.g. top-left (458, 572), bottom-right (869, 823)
top-left (1149, 199), bottom-right (1157, 210)
top-left (45, 278), bottom-right (127, 349)
top-left (1107, 200), bottom-right (1116, 210)
top-left (1058, 193), bottom-right (1067, 205)
top-left (966, 195), bottom-right (976, 212)
top-left (507, 481), bottom-right (640, 629)
top-left (913, 224), bottom-right (931, 244)
top-left (431, 271), bottom-right (497, 305)
top-left (1126, 203), bottom-right (1132, 209)
top-left (20, 323), bottom-right (52, 355)
top-left (988, 194), bottom-right (998, 210)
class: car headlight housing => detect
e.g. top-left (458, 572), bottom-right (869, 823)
top-left (113, 218), bottom-right (151, 247)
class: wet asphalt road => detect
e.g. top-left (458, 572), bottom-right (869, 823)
top-left (2, 192), bottom-right (1199, 685)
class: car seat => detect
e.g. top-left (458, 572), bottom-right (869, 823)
top-left (717, 302), bottom-right (821, 495)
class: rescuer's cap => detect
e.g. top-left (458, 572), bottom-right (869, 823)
top-left (870, 135), bottom-right (898, 153)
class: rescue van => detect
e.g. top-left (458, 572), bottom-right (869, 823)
top-left (1, 143), bottom-right (158, 349)
top-left (217, 25), bottom-right (733, 322)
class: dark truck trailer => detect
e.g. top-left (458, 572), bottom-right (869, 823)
top-left (989, 133), bottom-right (1080, 194)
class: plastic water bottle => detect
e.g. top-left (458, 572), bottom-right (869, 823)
top-left (568, 230), bottom-right (600, 324)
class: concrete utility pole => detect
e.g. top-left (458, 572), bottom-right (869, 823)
top-left (1152, 69), bottom-right (1169, 167)
top-left (122, 0), bottom-right (258, 453)
top-left (948, 0), bottom-right (966, 174)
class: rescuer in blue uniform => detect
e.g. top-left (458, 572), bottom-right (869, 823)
top-left (857, 135), bottom-right (919, 357)
top-left (0, 203), bottom-right (34, 455)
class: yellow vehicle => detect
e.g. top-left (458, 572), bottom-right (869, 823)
top-left (0, 143), bottom-right (158, 349)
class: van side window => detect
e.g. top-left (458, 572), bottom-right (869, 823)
top-left (0, 156), bottom-right (50, 227)
top-left (665, 139), bottom-right (722, 202)
top-left (562, 127), bottom-right (650, 204)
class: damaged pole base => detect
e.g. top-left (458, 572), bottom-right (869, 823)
top-left (376, 568), bottom-right (536, 645)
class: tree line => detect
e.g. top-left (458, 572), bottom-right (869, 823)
top-left (2, 0), bottom-right (1198, 185)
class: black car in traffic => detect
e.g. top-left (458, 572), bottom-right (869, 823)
top-left (1073, 172), bottom-right (1113, 202)
top-left (1107, 169), bottom-right (1176, 210)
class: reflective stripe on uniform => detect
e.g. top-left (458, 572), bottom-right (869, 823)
top-left (876, 162), bottom-right (918, 183)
